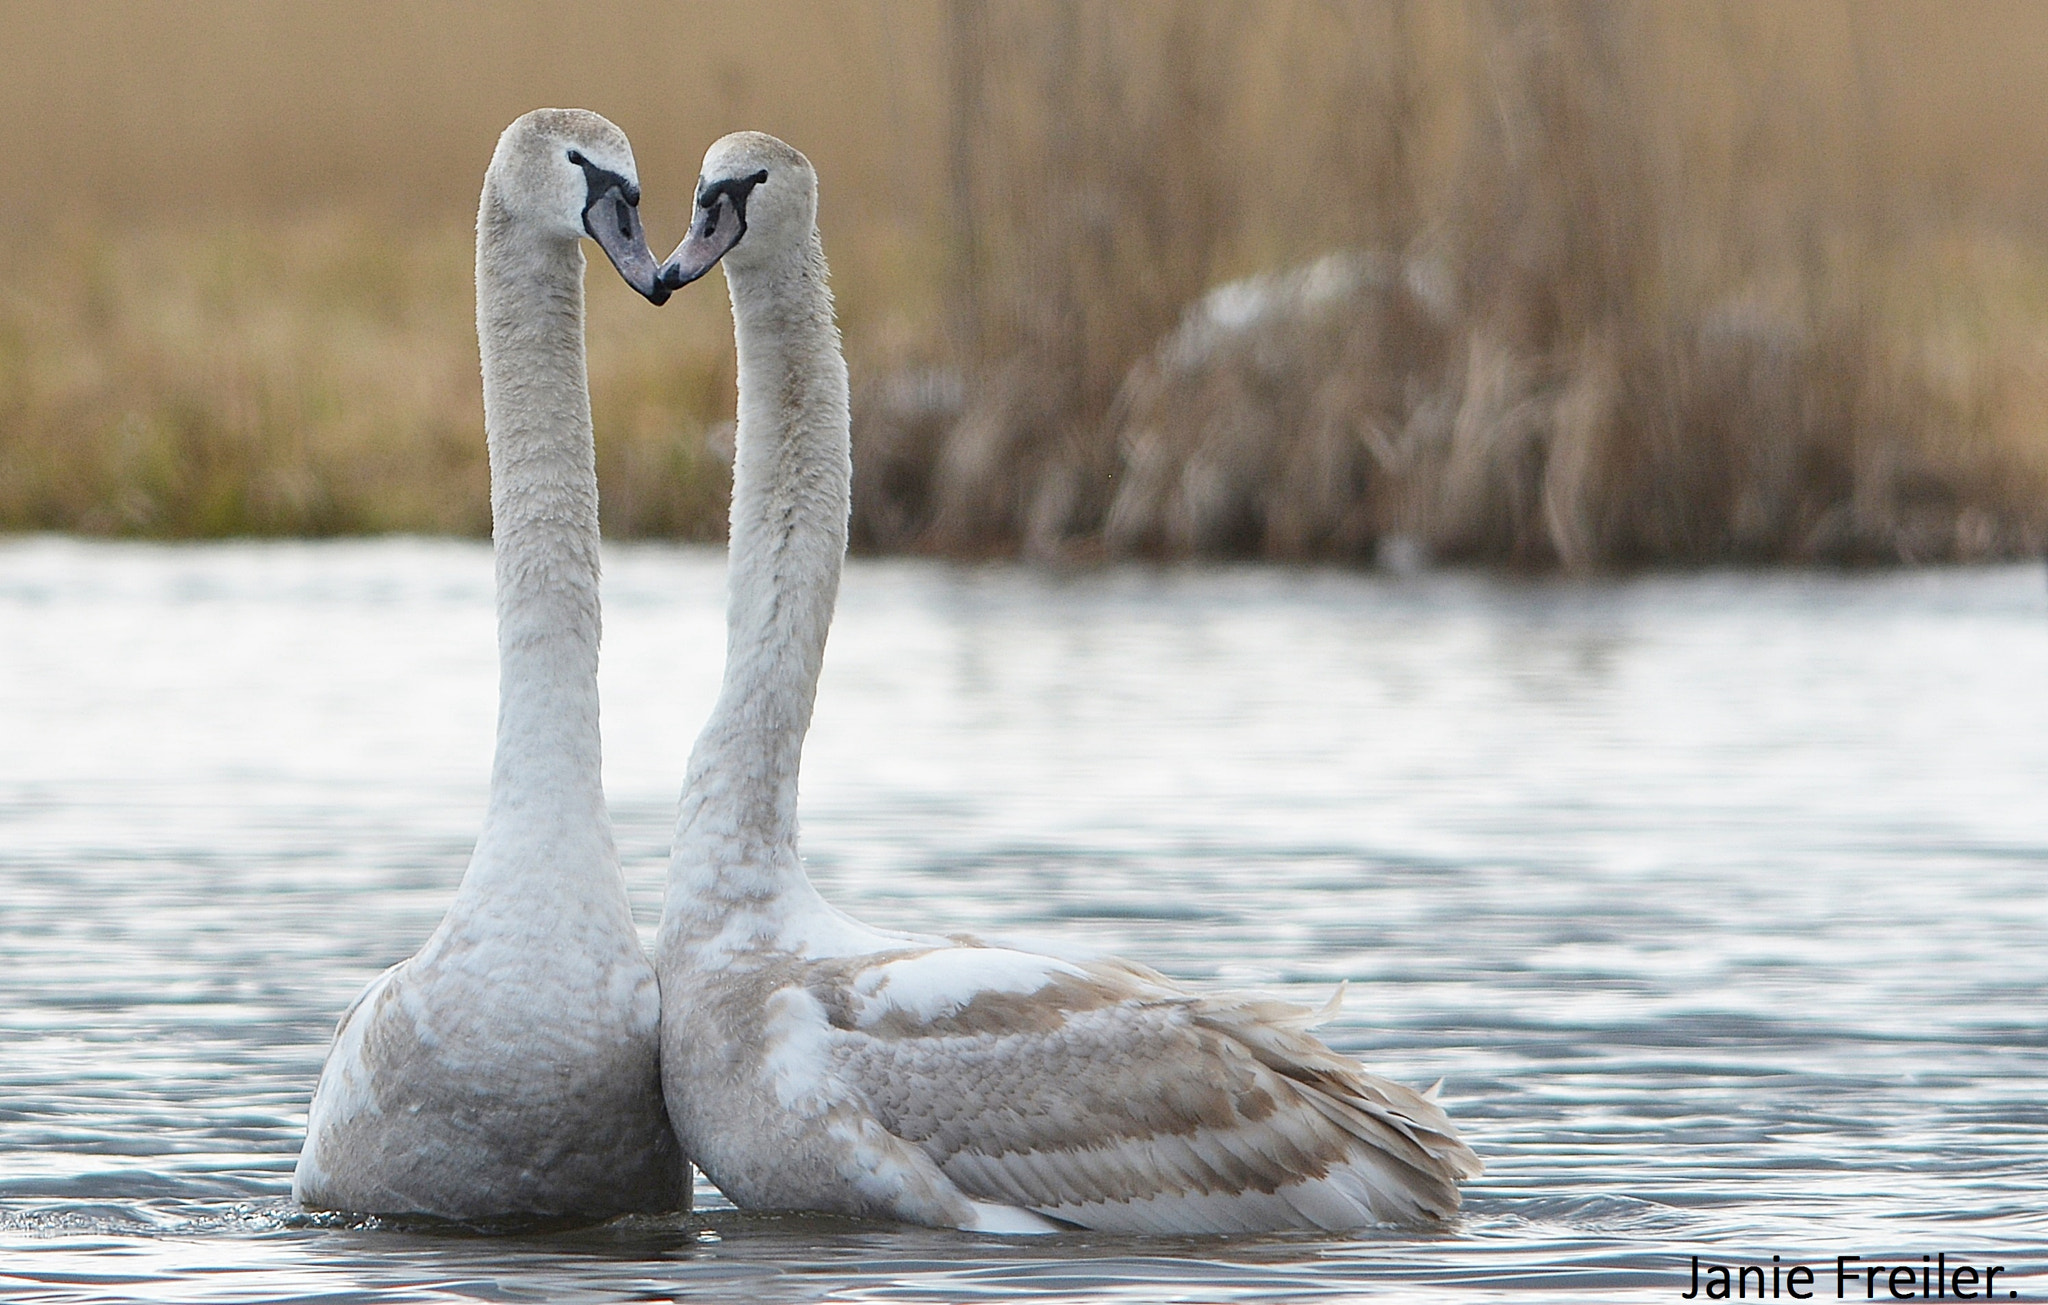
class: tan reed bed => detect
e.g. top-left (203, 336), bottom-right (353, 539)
top-left (4, 2), bottom-right (2047, 564)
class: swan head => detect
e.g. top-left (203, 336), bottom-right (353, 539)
top-left (660, 132), bottom-right (817, 290)
top-left (487, 108), bottom-right (670, 305)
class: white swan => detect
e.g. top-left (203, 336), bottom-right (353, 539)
top-left (652, 132), bottom-right (1479, 1235)
top-left (294, 109), bottom-right (687, 1221)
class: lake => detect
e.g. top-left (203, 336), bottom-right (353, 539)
top-left (2, 538), bottom-right (2044, 1302)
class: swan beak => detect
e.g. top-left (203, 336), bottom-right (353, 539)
top-left (659, 193), bottom-right (744, 291)
top-left (585, 186), bottom-right (671, 306)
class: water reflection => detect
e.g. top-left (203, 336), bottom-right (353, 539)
top-left (2, 539), bottom-right (2045, 1303)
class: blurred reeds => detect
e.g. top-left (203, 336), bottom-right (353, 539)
top-left (0, 219), bottom-right (736, 537)
top-left (4, 0), bottom-right (2048, 565)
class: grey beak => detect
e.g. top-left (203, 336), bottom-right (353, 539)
top-left (659, 193), bottom-right (745, 291)
top-left (585, 186), bottom-right (671, 306)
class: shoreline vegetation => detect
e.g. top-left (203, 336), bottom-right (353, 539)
top-left (4, 2), bottom-right (2047, 568)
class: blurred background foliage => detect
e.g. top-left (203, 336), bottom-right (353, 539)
top-left (3, 0), bottom-right (2047, 566)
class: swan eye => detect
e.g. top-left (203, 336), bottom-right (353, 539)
top-left (567, 149), bottom-right (588, 167)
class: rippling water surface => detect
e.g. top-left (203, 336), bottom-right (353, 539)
top-left (2, 538), bottom-right (2044, 1303)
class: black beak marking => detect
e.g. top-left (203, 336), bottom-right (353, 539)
top-left (695, 168), bottom-right (770, 227)
top-left (568, 148), bottom-right (669, 306)
top-left (658, 168), bottom-right (770, 292)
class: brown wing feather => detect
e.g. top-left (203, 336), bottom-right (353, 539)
top-left (826, 956), bottom-right (1478, 1229)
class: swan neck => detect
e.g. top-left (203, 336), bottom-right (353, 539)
top-left (471, 191), bottom-right (610, 876)
top-left (674, 230), bottom-right (848, 904)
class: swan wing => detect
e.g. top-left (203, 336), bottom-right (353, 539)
top-left (822, 948), bottom-right (1479, 1232)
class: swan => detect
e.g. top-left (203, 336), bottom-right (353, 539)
top-left (293, 109), bottom-right (687, 1221)
top-left (652, 131), bottom-right (1480, 1235)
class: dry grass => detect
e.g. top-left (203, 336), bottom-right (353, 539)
top-left (5, 1), bottom-right (2048, 564)
top-left (0, 217), bottom-right (735, 537)
top-left (856, 1), bottom-right (2048, 566)
top-left (0, 0), bottom-right (937, 542)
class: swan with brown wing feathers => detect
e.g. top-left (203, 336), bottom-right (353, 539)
top-left (653, 131), bottom-right (1478, 1234)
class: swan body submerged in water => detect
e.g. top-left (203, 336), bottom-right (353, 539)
top-left (294, 109), bottom-right (686, 1222)
top-left (653, 131), bottom-right (1479, 1235)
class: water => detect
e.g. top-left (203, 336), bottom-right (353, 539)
top-left (2, 537), bottom-right (2044, 1303)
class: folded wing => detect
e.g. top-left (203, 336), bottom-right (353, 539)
top-left (824, 949), bottom-right (1479, 1233)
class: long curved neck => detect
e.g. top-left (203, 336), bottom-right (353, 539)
top-left (671, 230), bottom-right (849, 908)
top-left (462, 189), bottom-right (613, 898)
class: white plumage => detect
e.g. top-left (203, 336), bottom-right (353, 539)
top-left (655, 131), bottom-right (1478, 1234)
top-left (293, 109), bottom-right (685, 1221)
